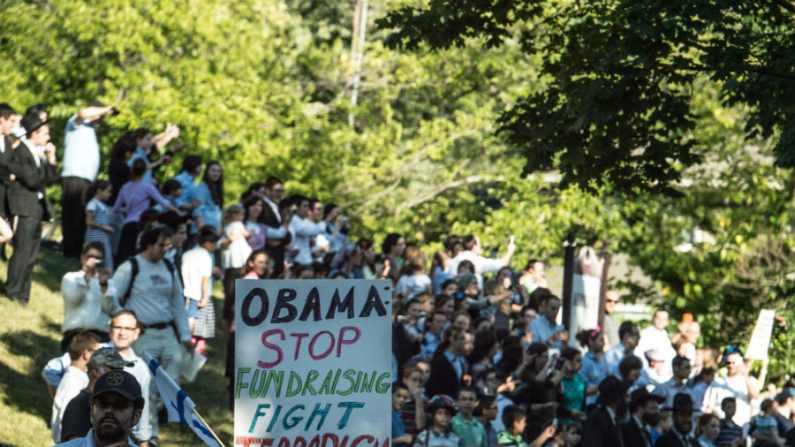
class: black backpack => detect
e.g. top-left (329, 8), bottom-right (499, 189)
top-left (119, 256), bottom-right (176, 307)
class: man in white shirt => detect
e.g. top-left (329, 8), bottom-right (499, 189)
top-left (447, 235), bottom-right (516, 288)
top-left (289, 196), bottom-right (324, 268)
top-left (703, 347), bottom-right (761, 426)
top-left (61, 242), bottom-right (115, 352)
top-left (52, 332), bottom-right (101, 443)
top-left (636, 309), bottom-right (676, 371)
top-left (108, 310), bottom-right (152, 445)
top-left (61, 103), bottom-right (116, 259)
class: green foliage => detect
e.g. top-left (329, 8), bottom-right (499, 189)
top-left (381, 0), bottom-right (795, 193)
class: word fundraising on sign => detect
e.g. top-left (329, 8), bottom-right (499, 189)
top-left (234, 280), bottom-right (393, 447)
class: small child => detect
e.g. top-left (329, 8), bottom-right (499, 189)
top-left (222, 205), bottom-right (252, 271)
top-left (749, 398), bottom-right (780, 446)
top-left (714, 397), bottom-right (743, 447)
top-left (222, 204), bottom-right (252, 309)
top-left (396, 258), bottom-right (432, 300)
top-left (157, 179), bottom-right (183, 212)
top-left (497, 405), bottom-right (528, 447)
top-left (414, 395), bottom-right (460, 447)
top-left (181, 225), bottom-right (218, 355)
top-left (392, 382), bottom-right (413, 446)
top-left (84, 180), bottom-right (114, 271)
top-left (559, 347), bottom-right (587, 423)
top-left (559, 422), bottom-right (582, 447)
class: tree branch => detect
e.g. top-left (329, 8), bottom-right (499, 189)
top-left (772, 0), bottom-right (795, 14)
top-left (393, 175), bottom-right (504, 215)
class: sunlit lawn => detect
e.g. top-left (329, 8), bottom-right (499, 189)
top-left (0, 244), bottom-right (233, 446)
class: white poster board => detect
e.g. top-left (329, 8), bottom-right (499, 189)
top-left (746, 309), bottom-right (776, 360)
top-left (234, 280), bottom-right (392, 447)
top-left (568, 248), bottom-right (603, 347)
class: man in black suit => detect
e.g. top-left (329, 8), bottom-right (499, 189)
top-left (0, 104), bottom-right (20, 218)
top-left (6, 114), bottom-right (58, 304)
top-left (623, 388), bottom-right (665, 447)
top-left (583, 376), bottom-right (627, 447)
top-left (654, 393), bottom-right (697, 447)
top-left (259, 176), bottom-right (291, 276)
top-left (425, 327), bottom-right (470, 398)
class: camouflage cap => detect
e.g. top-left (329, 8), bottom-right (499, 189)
top-left (87, 346), bottom-right (134, 370)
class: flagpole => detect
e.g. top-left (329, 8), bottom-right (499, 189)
top-left (191, 407), bottom-right (226, 447)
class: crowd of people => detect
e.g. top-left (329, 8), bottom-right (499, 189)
top-left (0, 101), bottom-right (793, 447)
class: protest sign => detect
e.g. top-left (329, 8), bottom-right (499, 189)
top-left (746, 309), bottom-right (776, 360)
top-left (234, 279), bottom-right (392, 447)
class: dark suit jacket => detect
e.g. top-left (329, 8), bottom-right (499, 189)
top-left (0, 137), bottom-right (15, 216)
top-left (583, 406), bottom-right (624, 447)
top-left (425, 350), bottom-right (463, 398)
top-left (653, 430), bottom-right (696, 447)
top-left (7, 141), bottom-right (57, 218)
top-left (622, 417), bottom-right (652, 447)
top-left (259, 198), bottom-right (281, 228)
top-left (258, 198), bottom-right (290, 247)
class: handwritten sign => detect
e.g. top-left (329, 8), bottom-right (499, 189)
top-left (234, 280), bottom-right (392, 447)
top-left (746, 309), bottom-right (776, 360)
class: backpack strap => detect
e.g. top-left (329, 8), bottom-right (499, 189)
top-left (120, 257), bottom-right (139, 308)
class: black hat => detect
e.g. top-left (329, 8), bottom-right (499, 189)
top-left (664, 393), bottom-right (694, 414)
top-left (92, 370), bottom-right (143, 404)
top-left (597, 376), bottom-right (626, 405)
top-left (629, 388), bottom-right (665, 409)
top-left (20, 113), bottom-right (47, 137)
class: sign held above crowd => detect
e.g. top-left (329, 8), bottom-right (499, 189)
top-left (234, 280), bottom-right (392, 447)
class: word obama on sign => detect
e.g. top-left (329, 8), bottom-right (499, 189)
top-left (235, 280), bottom-right (392, 447)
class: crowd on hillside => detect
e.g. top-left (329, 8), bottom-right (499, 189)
top-left (0, 102), bottom-right (794, 447)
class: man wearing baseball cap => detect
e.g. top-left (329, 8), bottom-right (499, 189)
top-left (59, 347), bottom-right (134, 442)
top-left (56, 370), bottom-right (143, 447)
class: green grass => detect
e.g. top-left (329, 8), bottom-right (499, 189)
top-left (0, 245), bottom-right (234, 446)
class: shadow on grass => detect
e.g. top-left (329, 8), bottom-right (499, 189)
top-left (155, 296), bottom-right (233, 444)
top-left (32, 246), bottom-right (79, 294)
top-left (0, 329), bottom-right (60, 423)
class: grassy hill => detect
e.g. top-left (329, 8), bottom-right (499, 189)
top-left (0, 245), bottom-right (234, 446)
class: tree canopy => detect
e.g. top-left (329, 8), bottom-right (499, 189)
top-left (380, 0), bottom-right (795, 193)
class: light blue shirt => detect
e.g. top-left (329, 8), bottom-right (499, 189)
top-left (605, 343), bottom-right (629, 378)
top-left (581, 351), bottom-right (609, 405)
top-left (173, 170), bottom-right (198, 208)
top-left (62, 115), bottom-right (100, 181)
top-left (192, 181), bottom-right (221, 231)
top-left (530, 315), bottom-right (564, 349)
top-left (128, 148), bottom-right (153, 184)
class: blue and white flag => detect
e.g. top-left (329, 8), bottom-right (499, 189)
top-left (144, 352), bottom-right (224, 447)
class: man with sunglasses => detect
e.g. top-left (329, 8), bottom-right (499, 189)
top-left (703, 346), bottom-right (763, 427)
top-left (56, 370), bottom-right (145, 446)
top-left (61, 242), bottom-right (114, 353)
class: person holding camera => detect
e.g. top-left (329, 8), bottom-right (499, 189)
top-left (60, 242), bottom-right (115, 353)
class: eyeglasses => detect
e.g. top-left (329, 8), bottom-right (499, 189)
top-left (111, 325), bottom-right (137, 333)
